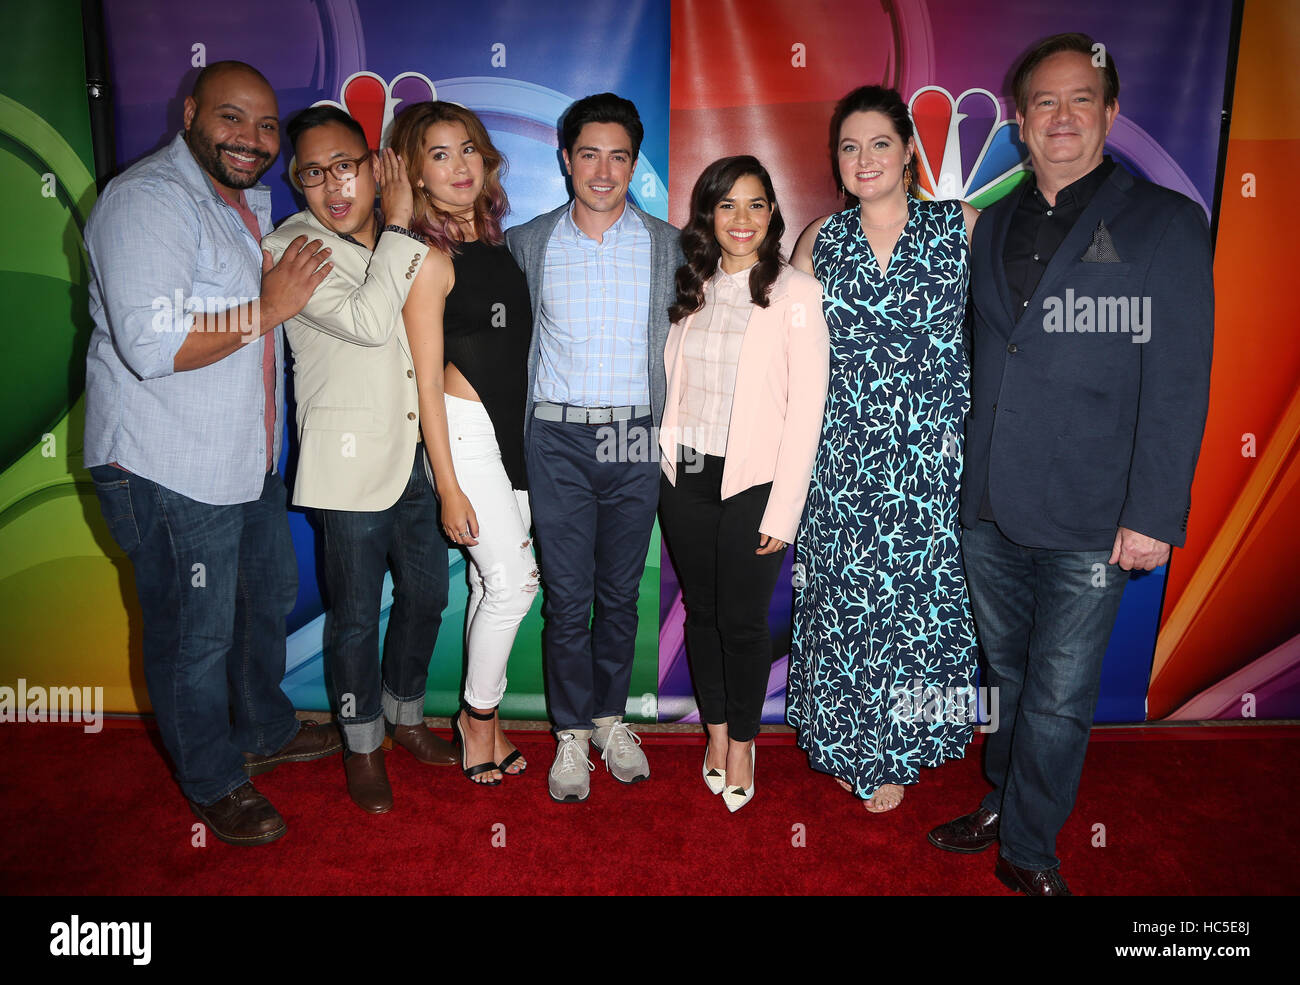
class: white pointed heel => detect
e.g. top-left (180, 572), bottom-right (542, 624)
top-left (702, 743), bottom-right (726, 795)
top-left (722, 742), bottom-right (756, 813)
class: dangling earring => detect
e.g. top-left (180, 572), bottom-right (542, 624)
top-left (903, 160), bottom-right (913, 189)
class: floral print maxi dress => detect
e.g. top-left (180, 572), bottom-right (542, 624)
top-left (787, 196), bottom-right (978, 799)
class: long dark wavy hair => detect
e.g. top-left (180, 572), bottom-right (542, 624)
top-left (669, 155), bottom-right (786, 324)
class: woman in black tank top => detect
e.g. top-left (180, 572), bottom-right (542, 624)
top-left (393, 102), bottom-right (536, 787)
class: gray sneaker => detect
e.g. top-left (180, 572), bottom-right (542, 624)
top-left (548, 730), bottom-right (594, 803)
top-left (591, 717), bottom-right (649, 784)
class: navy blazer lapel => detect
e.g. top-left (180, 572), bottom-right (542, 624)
top-left (984, 193), bottom-right (1018, 329)
top-left (1011, 166), bottom-right (1133, 339)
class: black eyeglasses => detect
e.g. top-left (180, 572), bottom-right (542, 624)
top-left (294, 151), bottom-right (372, 188)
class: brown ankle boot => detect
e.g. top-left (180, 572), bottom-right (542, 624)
top-left (383, 722), bottom-right (458, 765)
top-left (343, 750), bottom-right (393, 814)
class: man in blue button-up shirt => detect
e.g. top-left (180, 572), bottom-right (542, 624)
top-left (84, 61), bottom-right (339, 846)
top-left (508, 93), bottom-right (683, 804)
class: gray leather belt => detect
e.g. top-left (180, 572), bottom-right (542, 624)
top-left (533, 401), bottom-right (651, 425)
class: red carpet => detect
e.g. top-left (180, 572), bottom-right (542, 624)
top-left (1, 723), bottom-right (1297, 895)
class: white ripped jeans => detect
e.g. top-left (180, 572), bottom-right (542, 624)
top-left (443, 394), bottom-right (538, 709)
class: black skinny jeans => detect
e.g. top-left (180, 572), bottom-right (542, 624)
top-left (659, 449), bottom-right (787, 742)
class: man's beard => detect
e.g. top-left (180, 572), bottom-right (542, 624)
top-left (186, 123), bottom-right (272, 190)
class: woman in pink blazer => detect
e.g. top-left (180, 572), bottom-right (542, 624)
top-left (659, 156), bottom-right (829, 813)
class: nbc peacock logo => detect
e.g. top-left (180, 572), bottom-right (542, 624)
top-left (313, 71), bottom-right (439, 149)
top-left (909, 86), bottom-right (1028, 208)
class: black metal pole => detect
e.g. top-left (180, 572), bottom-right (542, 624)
top-left (1209, 0), bottom-right (1246, 251)
top-left (81, 0), bottom-right (115, 190)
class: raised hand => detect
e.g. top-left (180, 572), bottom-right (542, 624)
top-left (376, 147), bottom-right (413, 229)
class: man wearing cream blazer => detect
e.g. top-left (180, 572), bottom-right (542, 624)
top-left (263, 106), bottom-right (454, 815)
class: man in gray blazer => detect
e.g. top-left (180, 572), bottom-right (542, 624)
top-left (506, 93), bottom-right (683, 803)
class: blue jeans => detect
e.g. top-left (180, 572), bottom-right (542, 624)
top-left (319, 447), bottom-right (448, 754)
top-left (527, 415), bottom-right (659, 732)
top-left (961, 519), bottom-right (1130, 870)
top-left (89, 465), bottom-right (300, 806)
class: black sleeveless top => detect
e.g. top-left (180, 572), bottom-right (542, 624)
top-left (442, 240), bottom-right (532, 489)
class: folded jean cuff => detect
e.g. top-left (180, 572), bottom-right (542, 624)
top-left (341, 717), bottom-right (385, 755)
top-left (382, 687), bottom-right (426, 726)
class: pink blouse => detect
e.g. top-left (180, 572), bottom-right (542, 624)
top-left (677, 265), bottom-right (752, 457)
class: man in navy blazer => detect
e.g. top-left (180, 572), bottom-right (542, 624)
top-left (927, 34), bottom-right (1213, 894)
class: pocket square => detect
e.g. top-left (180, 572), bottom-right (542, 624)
top-left (1081, 220), bottom-right (1122, 262)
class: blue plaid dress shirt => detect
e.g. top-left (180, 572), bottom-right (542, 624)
top-left (534, 202), bottom-right (652, 408)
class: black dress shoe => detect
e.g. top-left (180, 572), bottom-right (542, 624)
top-left (243, 720), bottom-right (343, 776)
top-left (927, 806), bottom-right (1000, 853)
top-left (995, 855), bottom-right (1072, 896)
top-left (189, 783), bottom-right (286, 846)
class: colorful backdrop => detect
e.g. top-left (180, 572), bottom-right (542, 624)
top-left (2, 0), bottom-right (1296, 728)
top-left (660, 0), bottom-right (1241, 724)
top-left (2, 0), bottom-right (670, 721)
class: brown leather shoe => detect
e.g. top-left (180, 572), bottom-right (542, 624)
top-left (995, 855), bottom-right (1073, 895)
top-left (244, 720), bottom-right (343, 777)
top-left (344, 750), bottom-right (393, 814)
top-left (382, 722), bottom-right (458, 765)
top-left (189, 783), bottom-right (286, 846)
top-left (927, 806), bottom-right (1000, 853)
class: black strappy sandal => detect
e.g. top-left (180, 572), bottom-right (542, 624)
top-left (450, 706), bottom-right (502, 786)
top-left (497, 746), bottom-right (526, 776)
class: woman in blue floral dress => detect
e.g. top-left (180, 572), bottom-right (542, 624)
top-left (788, 86), bottom-right (980, 812)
